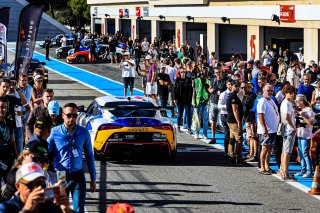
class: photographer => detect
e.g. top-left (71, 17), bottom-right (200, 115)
top-left (193, 69), bottom-right (211, 139)
top-left (294, 94), bottom-right (315, 178)
top-left (120, 53), bottom-right (135, 97)
top-left (0, 162), bottom-right (71, 213)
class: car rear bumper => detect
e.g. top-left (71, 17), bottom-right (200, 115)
top-left (98, 141), bottom-right (173, 157)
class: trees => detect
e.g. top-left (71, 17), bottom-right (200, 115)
top-left (68, 0), bottom-right (90, 31)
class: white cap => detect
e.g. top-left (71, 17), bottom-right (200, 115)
top-left (145, 55), bottom-right (152, 60)
top-left (16, 162), bottom-right (45, 183)
top-left (34, 75), bottom-right (43, 81)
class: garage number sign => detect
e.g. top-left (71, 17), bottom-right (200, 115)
top-left (280, 5), bottom-right (295, 22)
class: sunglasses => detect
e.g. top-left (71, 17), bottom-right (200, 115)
top-left (64, 113), bottom-right (78, 118)
top-left (264, 90), bottom-right (273, 92)
top-left (241, 86), bottom-right (247, 89)
top-left (22, 179), bottom-right (46, 190)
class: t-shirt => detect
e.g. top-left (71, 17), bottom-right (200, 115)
top-left (165, 66), bottom-right (176, 84)
top-left (297, 84), bottom-right (315, 102)
top-left (296, 107), bottom-right (315, 139)
top-left (226, 92), bottom-right (243, 123)
top-left (121, 60), bottom-right (135, 77)
top-left (280, 99), bottom-right (296, 136)
top-left (1, 95), bottom-right (22, 129)
top-left (286, 69), bottom-right (299, 88)
top-left (257, 97), bottom-right (280, 134)
top-left (109, 40), bottom-right (117, 52)
top-left (307, 69), bottom-right (320, 83)
top-left (244, 68), bottom-right (252, 82)
top-left (157, 73), bottom-right (170, 96)
top-left (141, 41), bottom-right (150, 52)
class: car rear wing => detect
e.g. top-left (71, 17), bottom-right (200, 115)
top-left (102, 105), bottom-right (174, 111)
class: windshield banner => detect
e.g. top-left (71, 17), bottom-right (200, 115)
top-left (0, 7), bottom-right (10, 64)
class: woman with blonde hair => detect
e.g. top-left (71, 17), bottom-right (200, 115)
top-left (30, 75), bottom-right (44, 110)
top-left (294, 94), bottom-right (315, 178)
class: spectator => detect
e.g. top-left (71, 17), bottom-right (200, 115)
top-left (297, 47), bottom-right (304, 62)
top-left (244, 60), bottom-right (254, 82)
top-left (311, 81), bottom-right (320, 114)
top-left (261, 45), bottom-right (273, 67)
top-left (269, 73), bottom-right (281, 93)
top-left (120, 53), bottom-right (135, 97)
top-left (257, 84), bottom-right (280, 174)
top-left (307, 63), bottom-right (320, 84)
top-left (74, 38), bottom-right (83, 53)
top-left (89, 37), bottom-right (97, 64)
top-left (109, 37), bottom-right (118, 64)
top-left (18, 74), bottom-right (32, 128)
top-left (44, 36), bottom-right (51, 61)
top-left (165, 59), bottom-right (176, 109)
top-left (286, 62), bottom-right (300, 88)
top-left (280, 85), bottom-right (296, 181)
top-left (298, 73), bottom-right (314, 102)
top-left (196, 41), bottom-right (202, 61)
top-left (277, 57), bottom-right (287, 81)
top-left (193, 70), bottom-right (211, 139)
top-left (132, 42), bottom-right (143, 72)
top-left (209, 67), bottom-right (227, 144)
top-left (148, 44), bottom-right (158, 61)
top-left (226, 80), bottom-right (245, 164)
top-left (26, 89), bottom-right (62, 140)
top-left (251, 60), bottom-right (261, 79)
top-left (157, 65), bottom-right (172, 112)
top-left (299, 62), bottom-right (307, 83)
top-left (0, 162), bottom-right (71, 212)
top-left (145, 55), bottom-right (158, 102)
top-left (31, 75), bottom-right (44, 110)
top-left (218, 79), bottom-right (233, 156)
top-left (276, 81), bottom-right (291, 106)
top-left (60, 35), bottom-right (67, 47)
top-left (255, 76), bottom-right (268, 95)
top-left (294, 94), bottom-right (314, 178)
top-left (230, 55), bottom-right (240, 73)
top-left (48, 103), bottom-right (96, 212)
top-left (128, 37), bottom-right (133, 55)
top-left (173, 68), bottom-right (193, 134)
top-left (0, 96), bottom-right (18, 185)
top-left (187, 43), bottom-right (195, 62)
top-left (141, 37), bottom-right (150, 54)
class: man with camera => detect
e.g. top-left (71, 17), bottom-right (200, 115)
top-left (0, 162), bottom-right (71, 213)
top-left (261, 45), bottom-right (273, 67)
top-left (120, 52), bottom-right (135, 97)
top-left (193, 69), bottom-right (211, 139)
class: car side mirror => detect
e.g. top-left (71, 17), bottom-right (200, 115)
top-left (41, 62), bottom-right (46, 65)
top-left (77, 105), bottom-right (86, 113)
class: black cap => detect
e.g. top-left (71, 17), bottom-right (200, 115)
top-left (24, 140), bottom-right (49, 161)
top-left (34, 116), bottom-right (53, 129)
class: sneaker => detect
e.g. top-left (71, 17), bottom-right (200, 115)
top-left (294, 172), bottom-right (305, 177)
top-left (187, 129), bottom-right (193, 135)
top-left (203, 136), bottom-right (208, 140)
top-left (195, 134), bottom-right (200, 139)
top-left (302, 172), bottom-right (312, 178)
top-left (245, 156), bottom-right (258, 162)
top-left (209, 138), bottom-right (216, 144)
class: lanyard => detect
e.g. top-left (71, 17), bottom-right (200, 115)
top-left (265, 98), bottom-right (279, 117)
top-left (61, 125), bottom-right (77, 147)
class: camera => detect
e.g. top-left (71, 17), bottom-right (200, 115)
top-left (43, 186), bottom-right (60, 201)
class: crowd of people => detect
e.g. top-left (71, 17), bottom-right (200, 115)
top-left (0, 67), bottom-right (96, 212)
top-left (116, 34), bottom-right (319, 181)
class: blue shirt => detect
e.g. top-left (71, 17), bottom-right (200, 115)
top-left (47, 124), bottom-right (96, 181)
top-left (297, 84), bottom-right (314, 102)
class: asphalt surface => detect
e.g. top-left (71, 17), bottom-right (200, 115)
top-left (7, 47), bottom-right (320, 212)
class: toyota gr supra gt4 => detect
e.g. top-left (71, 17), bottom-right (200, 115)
top-left (77, 96), bottom-right (177, 159)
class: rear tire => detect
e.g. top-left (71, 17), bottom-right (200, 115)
top-left (76, 55), bottom-right (86, 64)
top-left (167, 147), bottom-right (177, 160)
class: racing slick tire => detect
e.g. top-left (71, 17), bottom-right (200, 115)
top-left (76, 55), bottom-right (86, 64)
top-left (56, 53), bottom-right (62, 59)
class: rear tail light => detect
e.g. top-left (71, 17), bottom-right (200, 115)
top-left (154, 125), bottom-right (173, 131)
top-left (99, 125), bottom-right (122, 130)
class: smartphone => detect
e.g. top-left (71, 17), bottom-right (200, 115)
top-left (57, 171), bottom-right (66, 189)
top-left (43, 186), bottom-right (60, 201)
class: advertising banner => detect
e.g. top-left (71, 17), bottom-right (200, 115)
top-left (0, 7), bottom-right (10, 64)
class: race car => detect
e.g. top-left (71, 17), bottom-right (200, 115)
top-left (55, 46), bottom-right (72, 59)
top-left (77, 96), bottom-right (177, 159)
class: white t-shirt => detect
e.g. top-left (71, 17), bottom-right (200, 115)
top-left (275, 91), bottom-right (285, 105)
top-left (121, 60), bottom-right (135, 77)
top-left (257, 97), bottom-right (280, 134)
top-left (286, 69), bottom-right (299, 88)
top-left (165, 66), bottom-right (176, 84)
top-left (141, 41), bottom-right (150, 52)
top-left (61, 37), bottom-right (67, 47)
top-left (261, 50), bottom-right (273, 66)
top-left (280, 99), bottom-right (296, 136)
top-left (297, 107), bottom-right (315, 139)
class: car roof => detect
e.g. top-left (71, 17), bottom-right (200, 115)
top-left (95, 95), bottom-right (155, 107)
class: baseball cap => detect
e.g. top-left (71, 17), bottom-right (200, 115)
top-left (24, 140), bottom-right (49, 161)
top-left (124, 52), bottom-right (129, 56)
top-left (145, 55), bottom-right (152, 60)
top-left (34, 116), bottom-right (53, 129)
top-left (248, 59), bottom-right (254, 65)
top-left (34, 75), bottom-right (43, 81)
top-left (48, 100), bottom-right (60, 115)
top-left (16, 162), bottom-right (46, 183)
top-left (160, 64), bottom-right (166, 69)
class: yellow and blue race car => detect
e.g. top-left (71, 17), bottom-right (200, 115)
top-left (77, 95), bottom-right (177, 159)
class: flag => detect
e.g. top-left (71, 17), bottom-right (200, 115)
top-left (14, 3), bottom-right (45, 79)
top-left (0, 7), bottom-right (10, 64)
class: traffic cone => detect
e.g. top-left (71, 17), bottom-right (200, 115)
top-left (308, 165), bottom-right (320, 195)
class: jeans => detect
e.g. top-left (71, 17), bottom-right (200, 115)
top-left (183, 106), bottom-right (193, 127)
top-left (196, 104), bottom-right (209, 136)
top-left (176, 103), bottom-right (192, 129)
top-left (297, 137), bottom-right (312, 173)
top-left (66, 170), bottom-right (86, 213)
top-left (135, 57), bottom-right (140, 71)
top-left (13, 127), bottom-right (24, 154)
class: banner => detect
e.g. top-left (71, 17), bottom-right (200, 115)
top-left (0, 7), bottom-right (10, 64)
top-left (14, 3), bottom-right (45, 79)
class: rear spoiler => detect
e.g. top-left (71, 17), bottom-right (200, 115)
top-left (102, 105), bottom-right (174, 111)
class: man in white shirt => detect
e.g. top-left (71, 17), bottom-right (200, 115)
top-left (280, 85), bottom-right (297, 181)
top-left (141, 37), bottom-right (150, 54)
top-left (286, 62), bottom-right (300, 88)
top-left (218, 79), bottom-right (232, 155)
top-left (261, 45), bottom-right (273, 66)
top-left (257, 84), bottom-right (280, 175)
top-left (120, 53), bottom-right (135, 97)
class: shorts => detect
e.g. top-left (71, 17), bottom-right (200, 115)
top-left (259, 132), bottom-right (277, 146)
top-left (210, 103), bottom-right (219, 122)
top-left (110, 52), bottom-right (116, 56)
top-left (146, 82), bottom-right (157, 95)
top-left (123, 77), bottom-right (134, 89)
top-left (282, 131), bottom-right (296, 154)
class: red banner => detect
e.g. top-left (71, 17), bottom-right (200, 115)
top-left (119, 9), bottom-right (123, 17)
top-left (136, 7), bottom-right (141, 17)
top-left (280, 5), bottom-right (295, 22)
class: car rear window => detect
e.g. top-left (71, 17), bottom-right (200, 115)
top-left (104, 101), bottom-right (156, 118)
